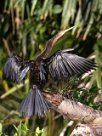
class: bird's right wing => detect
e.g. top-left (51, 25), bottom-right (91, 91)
top-left (3, 54), bottom-right (32, 84)
top-left (45, 49), bottom-right (96, 81)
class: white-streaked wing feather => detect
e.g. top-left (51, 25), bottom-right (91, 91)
top-left (46, 49), bottom-right (96, 80)
top-left (3, 55), bottom-right (31, 83)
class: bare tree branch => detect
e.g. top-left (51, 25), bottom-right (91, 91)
top-left (70, 123), bottom-right (102, 136)
top-left (43, 92), bottom-right (102, 124)
top-left (43, 92), bottom-right (102, 135)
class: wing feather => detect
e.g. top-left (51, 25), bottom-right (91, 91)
top-left (45, 49), bottom-right (96, 80)
top-left (3, 54), bottom-right (32, 83)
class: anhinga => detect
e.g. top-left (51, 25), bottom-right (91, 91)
top-left (3, 28), bottom-right (96, 117)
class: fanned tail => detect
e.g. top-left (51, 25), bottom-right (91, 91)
top-left (19, 86), bottom-right (50, 117)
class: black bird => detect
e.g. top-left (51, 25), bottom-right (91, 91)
top-left (3, 28), bottom-right (96, 117)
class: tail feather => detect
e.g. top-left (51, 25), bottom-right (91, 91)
top-left (34, 90), bottom-right (49, 115)
top-left (19, 86), bottom-right (50, 117)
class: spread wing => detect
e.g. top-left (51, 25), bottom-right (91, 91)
top-left (45, 49), bottom-right (96, 80)
top-left (3, 54), bottom-right (32, 83)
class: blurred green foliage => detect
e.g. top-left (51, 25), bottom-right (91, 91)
top-left (0, 0), bottom-right (102, 135)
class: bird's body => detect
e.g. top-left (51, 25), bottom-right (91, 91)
top-left (30, 59), bottom-right (43, 87)
top-left (3, 28), bottom-right (96, 117)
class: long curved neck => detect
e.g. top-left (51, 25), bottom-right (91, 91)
top-left (37, 27), bottom-right (74, 59)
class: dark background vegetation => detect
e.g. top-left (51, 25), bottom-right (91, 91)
top-left (0, 0), bottom-right (102, 135)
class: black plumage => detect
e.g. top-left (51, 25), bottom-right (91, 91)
top-left (3, 54), bottom-right (32, 83)
top-left (19, 86), bottom-right (50, 117)
top-left (46, 49), bottom-right (95, 80)
top-left (3, 29), bottom-right (96, 117)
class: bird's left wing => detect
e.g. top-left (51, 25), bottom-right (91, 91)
top-left (3, 54), bottom-right (32, 83)
top-left (45, 49), bottom-right (96, 80)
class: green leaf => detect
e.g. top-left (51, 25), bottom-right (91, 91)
top-left (0, 123), bottom-right (2, 134)
top-left (36, 127), bottom-right (41, 136)
top-left (53, 5), bottom-right (62, 14)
